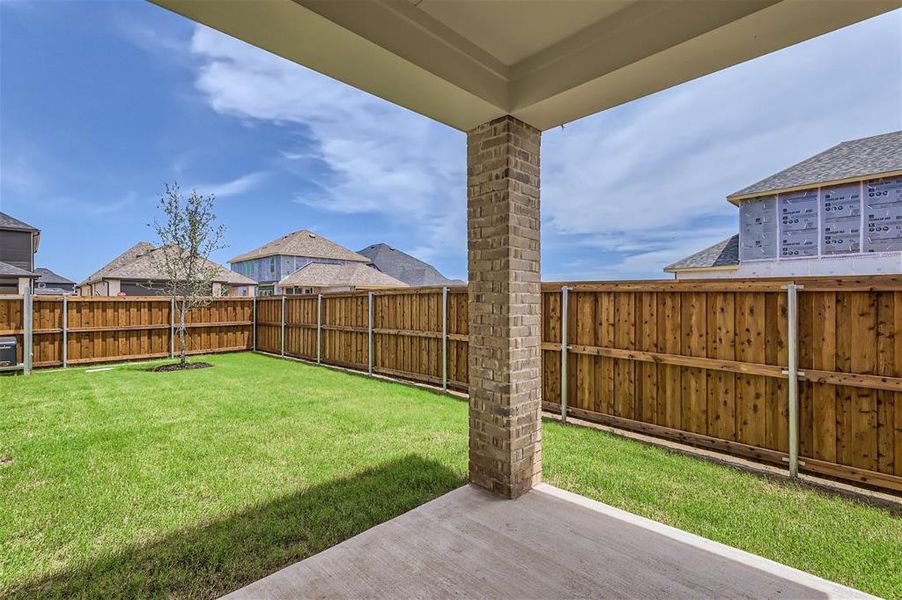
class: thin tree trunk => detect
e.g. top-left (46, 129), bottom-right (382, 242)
top-left (179, 298), bottom-right (188, 366)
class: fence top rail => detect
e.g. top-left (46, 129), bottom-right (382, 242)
top-left (549, 283), bottom-right (788, 293)
top-left (541, 274), bottom-right (902, 293)
top-left (54, 296), bottom-right (256, 302)
top-left (368, 286), bottom-right (468, 297)
top-left (272, 286), bottom-right (469, 301)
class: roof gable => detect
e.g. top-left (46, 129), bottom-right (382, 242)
top-left (358, 243), bottom-right (462, 286)
top-left (81, 242), bottom-right (256, 287)
top-left (105, 245), bottom-right (257, 286)
top-left (35, 268), bottom-right (75, 286)
top-left (230, 230), bottom-right (370, 264)
top-left (79, 242), bottom-right (156, 286)
top-left (730, 130), bottom-right (902, 200)
top-left (0, 212), bottom-right (39, 233)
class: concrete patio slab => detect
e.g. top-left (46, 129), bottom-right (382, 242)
top-left (223, 483), bottom-right (873, 599)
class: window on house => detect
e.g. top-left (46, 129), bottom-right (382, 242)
top-left (270, 257), bottom-right (275, 274)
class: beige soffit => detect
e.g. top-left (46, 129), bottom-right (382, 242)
top-left (151, 0), bottom-right (897, 131)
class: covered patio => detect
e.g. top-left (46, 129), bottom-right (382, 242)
top-left (224, 483), bottom-right (868, 599)
top-left (149, 0), bottom-right (896, 596)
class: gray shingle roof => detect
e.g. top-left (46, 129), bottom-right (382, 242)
top-left (358, 243), bottom-right (463, 287)
top-left (35, 267), bottom-right (75, 286)
top-left (105, 246), bottom-right (257, 286)
top-left (0, 260), bottom-right (36, 278)
top-left (0, 212), bottom-right (39, 232)
top-left (230, 230), bottom-right (370, 264)
top-left (80, 242), bottom-right (157, 286)
top-left (81, 242), bottom-right (256, 287)
top-left (277, 262), bottom-right (407, 289)
top-left (730, 131), bottom-right (902, 199)
top-left (664, 235), bottom-right (739, 272)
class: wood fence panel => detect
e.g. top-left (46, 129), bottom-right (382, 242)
top-left (541, 289), bottom-right (561, 407)
top-left (374, 290), bottom-right (442, 385)
top-left (64, 298), bottom-right (170, 364)
top-left (658, 292), bottom-right (681, 430)
top-left (706, 292), bottom-right (735, 440)
top-left (33, 297), bottom-right (63, 367)
top-left (256, 298), bottom-right (281, 355)
top-left (321, 294), bottom-right (367, 370)
top-left (284, 296), bottom-right (318, 360)
top-left (0, 296), bottom-right (25, 364)
top-left (183, 298), bottom-right (253, 355)
top-left (636, 291), bottom-right (658, 424)
top-left (447, 289), bottom-right (468, 390)
top-left (735, 292), bottom-right (767, 448)
top-left (680, 291), bottom-right (706, 435)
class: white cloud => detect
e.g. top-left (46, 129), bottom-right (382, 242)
top-left (541, 10), bottom-right (901, 278)
top-left (185, 11), bottom-right (901, 280)
top-left (192, 171), bottom-right (267, 198)
top-left (188, 25), bottom-right (466, 267)
top-left (191, 26), bottom-right (466, 246)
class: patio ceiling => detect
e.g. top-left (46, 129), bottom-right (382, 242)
top-left (152, 0), bottom-right (895, 131)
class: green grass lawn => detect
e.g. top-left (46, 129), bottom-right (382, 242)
top-left (1, 352), bottom-right (900, 599)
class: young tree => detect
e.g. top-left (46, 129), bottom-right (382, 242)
top-left (151, 183), bottom-right (226, 366)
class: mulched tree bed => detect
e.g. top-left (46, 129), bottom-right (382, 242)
top-left (149, 362), bottom-right (214, 373)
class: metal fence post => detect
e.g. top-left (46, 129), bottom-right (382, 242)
top-left (560, 286), bottom-right (570, 422)
top-left (281, 295), bottom-right (286, 357)
top-left (441, 287), bottom-right (448, 392)
top-left (367, 292), bottom-right (374, 375)
top-left (61, 295), bottom-right (68, 368)
top-left (170, 297), bottom-right (176, 359)
top-left (316, 294), bottom-right (322, 364)
top-left (252, 296), bottom-right (257, 352)
top-left (782, 283), bottom-right (803, 478)
top-left (23, 289), bottom-right (33, 375)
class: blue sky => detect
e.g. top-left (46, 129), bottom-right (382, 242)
top-left (1, 2), bottom-right (900, 283)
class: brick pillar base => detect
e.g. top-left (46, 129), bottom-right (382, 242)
top-left (467, 115), bottom-right (542, 499)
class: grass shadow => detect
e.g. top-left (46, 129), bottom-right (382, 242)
top-left (8, 455), bottom-right (463, 599)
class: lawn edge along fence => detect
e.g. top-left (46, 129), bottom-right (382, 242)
top-left (3, 274), bottom-right (902, 494)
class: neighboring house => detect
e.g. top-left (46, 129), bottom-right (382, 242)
top-left (34, 268), bottom-right (77, 295)
top-left (78, 242), bottom-right (257, 296)
top-left (277, 262), bottom-right (407, 294)
top-left (667, 131), bottom-right (902, 279)
top-left (358, 243), bottom-right (463, 287)
top-left (0, 212), bottom-right (40, 295)
top-left (230, 230), bottom-right (371, 295)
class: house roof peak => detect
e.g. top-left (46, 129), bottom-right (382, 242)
top-left (229, 229), bottom-right (370, 264)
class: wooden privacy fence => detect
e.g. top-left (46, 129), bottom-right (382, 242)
top-left (3, 275), bottom-right (902, 493)
top-left (541, 278), bottom-right (902, 493)
top-left (0, 295), bottom-right (253, 370)
top-left (254, 288), bottom-right (469, 391)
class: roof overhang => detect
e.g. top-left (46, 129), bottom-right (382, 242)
top-left (727, 168), bottom-right (902, 204)
top-left (150, 0), bottom-right (896, 131)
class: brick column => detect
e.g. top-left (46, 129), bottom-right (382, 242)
top-left (467, 115), bottom-right (542, 499)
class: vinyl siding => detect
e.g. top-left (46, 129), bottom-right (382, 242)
top-left (0, 230), bottom-right (34, 271)
top-left (232, 256), bottom-right (348, 284)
